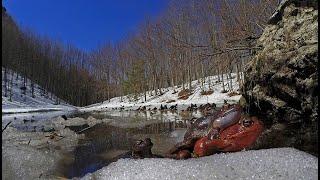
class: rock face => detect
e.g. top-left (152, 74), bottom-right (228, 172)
top-left (243, 0), bottom-right (318, 155)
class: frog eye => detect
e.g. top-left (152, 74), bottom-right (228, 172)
top-left (242, 119), bottom-right (253, 127)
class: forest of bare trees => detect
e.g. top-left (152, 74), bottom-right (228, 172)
top-left (2, 0), bottom-right (278, 106)
top-left (2, 7), bottom-right (106, 106)
top-left (87, 0), bottom-right (278, 101)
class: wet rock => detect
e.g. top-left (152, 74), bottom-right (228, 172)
top-left (243, 0), bottom-right (318, 155)
top-left (61, 115), bottom-right (68, 120)
top-left (43, 126), bottom-right (55, 132)
top-left (23, 119), bottom-right (35, 123)
top-left (160, 105), bottom-right (168, 111)
top-left (169, 104), bottom-right (178, 110)
top-left (198, 103), bottom-right (216, 116)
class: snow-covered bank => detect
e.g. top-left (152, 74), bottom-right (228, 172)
top-left (2, 69), bottom-right (78, 124)
top-left (3, 107), bottom-right (63, 114)
top-left (82, 148), bottom-right (318, 180)
top-left (2, 109), bottom-right (79, 127)
top-left (81, 73), bottom-right (242, 112)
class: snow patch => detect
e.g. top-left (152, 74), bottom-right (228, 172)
top-left (2, 69), bottom-right (78, 124)
top-left (81, 73), bottom-right (242, 112)
top-left (82, 148), bottom-right (318, 180)
top-left (2, 142), bottom-right (61, 179)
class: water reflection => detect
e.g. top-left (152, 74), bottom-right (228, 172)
top-left (59, 109), bottom-right (207, 178)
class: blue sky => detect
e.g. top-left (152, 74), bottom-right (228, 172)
top-left (3, 0), bottom-right (169, 52)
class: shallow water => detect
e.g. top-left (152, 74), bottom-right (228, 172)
top-left (57, 109), bottom-right (207, 178)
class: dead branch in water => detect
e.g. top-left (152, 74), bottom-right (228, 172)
top-left (76, 124), bottom-right (97, 134)
top-left (2, 121), bottom-right (12, 133)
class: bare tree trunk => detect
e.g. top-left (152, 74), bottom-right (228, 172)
top-left (182, 70), bottom-right (185, 90)
top-left (31, 82), bottom-right (35, 98)
top-left (217, 67), bottom-right (221, 82)
top-left (4, 68), bottom-right (8, 97)
top-left (229, 69), bottom-right (233, 91)
top-left (23, 74), bottom-right (27, 95)
top-left (9, 70), bottom-right (14, 102)
top-left (236, 63), bottom-right (241, 83)
top-left (201, 63), bottom-right (204, 91)
top-left (221, 68), bottom-right (225, 92)
top-left (188, 66), bottom-right (192, 90)
top-left (153, 74), bottom-right (157, 95)
top-left (108, 89), bottom-right (110, 102)
top-left (208, 70), bottom-right (212, 90)
top-left (226, 72), bottom-right (230, 91)
top-left (144, 88), bottom-right (147, 102)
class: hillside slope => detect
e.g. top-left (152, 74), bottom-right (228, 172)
top-left (2, 68), bottom-right (78, 123)
top-left (81, 73), bottom-right (242, 112)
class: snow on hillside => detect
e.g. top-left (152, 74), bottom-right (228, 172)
top-left (2, 68), bottom-right (78, 124)
top-left (2, 69), bottom-right (242, 124)
top-left (81, 73), bottom-right (242, 112)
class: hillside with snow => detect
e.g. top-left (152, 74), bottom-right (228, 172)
top-left (2, 69), bottom-right (78, 123)
top-left (81, 73), bottom-right (242, 112)
top-left (2, 68), bottom-right (243, 124)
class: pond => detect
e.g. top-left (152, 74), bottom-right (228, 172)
top-left (56, 109), bottom-right (208, 178)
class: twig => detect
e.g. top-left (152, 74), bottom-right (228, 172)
top-left (2, 121), bottom-right (12, 133)
top-left (55, 125), bottom-right (96, 142)
top-left (188, 88), bottom-right (200, 101)
top-left (76, 124), bottom-right (96, 134)
top-left (55, 136), bottom-right (66, 142)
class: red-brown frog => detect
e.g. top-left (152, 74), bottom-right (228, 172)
top-left (167, 103), bottom-right (263, 159)
top-left (193, 116), bottom-right (263, 157)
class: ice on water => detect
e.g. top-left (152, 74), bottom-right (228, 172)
top-left (82, 148), bottom-right (318, 180)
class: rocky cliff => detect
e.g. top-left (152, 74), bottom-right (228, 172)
top-left (243, 0), bottom-right (318, 155)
